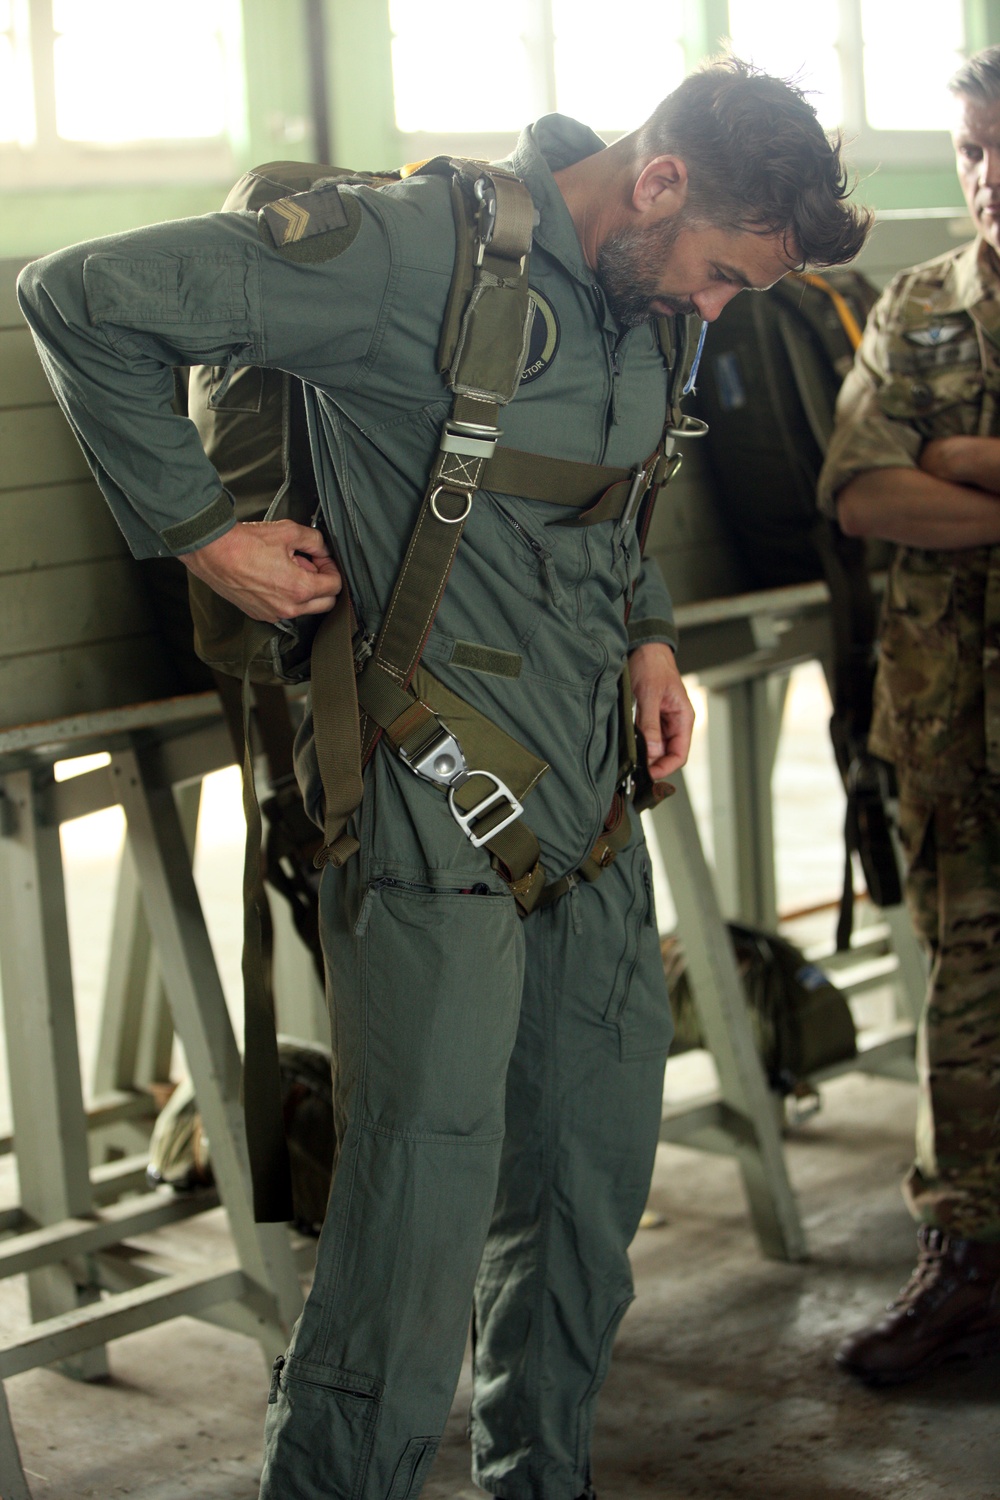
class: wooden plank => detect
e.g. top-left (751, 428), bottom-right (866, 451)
top-left (0, 327), bottom-right (54, 407)
top-left (0, 406), bottom-right (92, 488)
top-left (0, 259), bottom-right (28, 330)
top-left (0, 556), bottom-right (156, 659)
top-left (0, 689), bottom-right (220, 758)
top-left (0, 1261), bottom-right (247, 1378)
top-left (0, 637), bottom-right (178, 732)
top-left (0, 483), bottom-right (123, 572)
top-left (0, 1186), bottom-right (220, 1280)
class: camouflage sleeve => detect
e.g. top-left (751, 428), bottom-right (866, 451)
top-left (817, 277), bottom-right (923, 517)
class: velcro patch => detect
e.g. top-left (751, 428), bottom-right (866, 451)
top-left (259, 186), bottom-right (363, 264)
top-left (450, 641), bottom-right (522, 678)
top-left (262, 186), bottom-right (349, 246)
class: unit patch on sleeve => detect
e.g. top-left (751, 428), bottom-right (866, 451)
top-left (520, 288), bottom-right (560, 384)
top-left (259, 186), bottom-right (363, 263)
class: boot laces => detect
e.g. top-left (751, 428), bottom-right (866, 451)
top-left (889, 1228), bottom-right (950, 1312)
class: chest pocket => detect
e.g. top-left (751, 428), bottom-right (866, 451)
top-left (876, 319), bottom-right (985, 438)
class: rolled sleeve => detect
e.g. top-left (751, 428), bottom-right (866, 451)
top-left (817, 285), bottom-right (922, 518)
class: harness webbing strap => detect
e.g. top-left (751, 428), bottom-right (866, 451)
top-left (483, 447), bottom-right (628, 509)
top-left (311, 587), bottom-right (363, 869)
top-left (487, 172), bottom-right (537, 261)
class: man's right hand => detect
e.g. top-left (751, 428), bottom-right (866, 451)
top-left (180, 519), bottom-right (342, 621)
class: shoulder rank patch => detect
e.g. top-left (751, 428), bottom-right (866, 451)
top-left (259, 185), bottom-right (362, 263)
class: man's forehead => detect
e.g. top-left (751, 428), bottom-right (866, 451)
top-left (952, 92), bottom-right (1000, 147)
top-left (714, 226), bottom-right (800, 288)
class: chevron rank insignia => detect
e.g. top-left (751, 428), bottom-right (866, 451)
top-left (262, 186), bottom-right (349, 246)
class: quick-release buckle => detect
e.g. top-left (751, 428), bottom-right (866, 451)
top-left (398, 723), bottom-right (524, 848)
top-left (620, 463), bottom-right (653, 531)
top-left (439, 419), bottom-right (502, 461)
top-left (473, 177), bottom-right (498, 266)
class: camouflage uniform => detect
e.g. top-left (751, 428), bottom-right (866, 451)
top-left (819, 238), bottom-right (1000, 1242)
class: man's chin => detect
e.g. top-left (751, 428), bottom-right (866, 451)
top-left (978, 209), bottom-right (1000, 256)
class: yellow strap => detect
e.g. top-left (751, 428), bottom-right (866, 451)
top-left (794, 271), bottom-right (865, 351)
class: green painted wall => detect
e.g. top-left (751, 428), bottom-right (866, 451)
top-left (0, 0), bottom-right (984, 261)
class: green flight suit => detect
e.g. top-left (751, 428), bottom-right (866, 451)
top-left (819, 238), bottom-right (1000, 1243)
top-left (18, 116), bottom-right (685, 1498)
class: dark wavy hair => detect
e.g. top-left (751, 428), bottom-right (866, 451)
top-left (949, 45), bottom-right (1000, 101)
top-left (635, 56), bottom-right (872, 268)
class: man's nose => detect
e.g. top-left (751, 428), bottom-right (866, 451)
top-left (980, 145), bottom-right (1000, 188)
top-left (692, 284), bottom-right (741, 322)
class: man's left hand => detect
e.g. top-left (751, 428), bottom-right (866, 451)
top-left (629, 642), bottom-right (695, 779)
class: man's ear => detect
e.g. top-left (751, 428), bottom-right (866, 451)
top-left (632, 155), bottom-right (689, 221)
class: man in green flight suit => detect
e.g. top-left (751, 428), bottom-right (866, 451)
top-left (19, 57), bottom-right (867, 1500)
top-left (820, 45), bottom-right (1000, 1387)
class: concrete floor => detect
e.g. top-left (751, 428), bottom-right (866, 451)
top-left (4, 1069), bottom-right (999, 1499)
top-left (2, 665), bottom-right (998, 1498)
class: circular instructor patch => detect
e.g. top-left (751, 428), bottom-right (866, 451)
top-left (520, 288), bottom-right (560, 384)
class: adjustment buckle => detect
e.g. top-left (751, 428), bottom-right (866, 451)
top-left (399, 722), bottom-right (523, 848)
top-left (449, 773), bottom-right (524, 849)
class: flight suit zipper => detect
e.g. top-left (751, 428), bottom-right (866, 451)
top-left (492, 498), bottom-right (564, 605)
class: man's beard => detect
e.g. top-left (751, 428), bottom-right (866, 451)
top-left (596, 217), bottom-right (696, 328)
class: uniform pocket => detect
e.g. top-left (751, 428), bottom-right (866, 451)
top-left (602, 846), bottom-right (673, 1061)
top-left (84, 250), bottom-right (250, 328)
top-left (361, 879), bottom-right (523, 1137)
top-left (875, 557), bottom-right (957, 762)
top-left (262, 1356), bottom-right (381, 1500)
top-left (386, 1436), bottom-right (440, 1499)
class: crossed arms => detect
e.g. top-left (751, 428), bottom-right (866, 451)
top-left (837, 435), bottom-right (1000, 549)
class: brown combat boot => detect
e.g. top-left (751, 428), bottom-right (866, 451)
top-left (836, 1226), bottom-right (1000, 1385)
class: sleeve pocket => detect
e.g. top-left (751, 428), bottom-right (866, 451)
top-left (84, 251), bottom-right (251, 329)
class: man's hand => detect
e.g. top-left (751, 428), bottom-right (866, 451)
top-left (180, 520), bottom-right (342, 621)
top-left (629, 641), bottom-right (695, 779)
top-left (919, 434), bottom-right (1000, 494)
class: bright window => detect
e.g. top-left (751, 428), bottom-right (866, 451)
top-left (389, 0), bottom-right (538, 134)
top-left (860, 0), bottom-right (965, 131)
top-left (550, 0), bottom-right (685, 130)
top-left (391, 0), bottom-right (971, 152)
top-left (389, 0), bottom-right (685, 136)
top-left (727, 0), bottom-right (842, 129)
top-left (0, 0), bottom-right (244, 185)
top-left (729, 0), bottom-right (966, 137)
top-left (0, 0), bottom-right (31, 144)
top-left (51, 0), bottom-right (234, 144)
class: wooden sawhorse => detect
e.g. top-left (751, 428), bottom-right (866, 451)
top-left (0, 694), bottom-right (303, 1499)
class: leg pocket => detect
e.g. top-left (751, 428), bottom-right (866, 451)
top-left (362, 881), bottom-right (524, 1137)
top-left (602, 845), bottom-right (673, 1061)
top-left (261, 1356), bottom-right (381, 1500)
top-left (386, 1436), bottom-right (440, 1499)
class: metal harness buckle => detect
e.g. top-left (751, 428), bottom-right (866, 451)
top-left (398, 723), bottom-right (524, 849)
